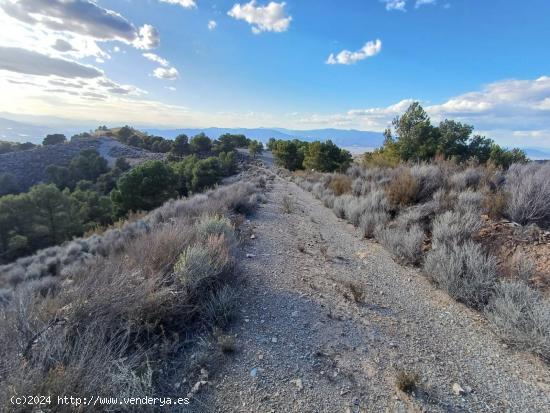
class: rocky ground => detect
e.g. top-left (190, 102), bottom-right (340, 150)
top-left (191, 169), bottom-right (550, 412)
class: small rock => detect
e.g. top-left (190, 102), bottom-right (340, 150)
top-left (250, 234), bottom-right (256, 239)
top-left (291, 311), bottom-right (299, 317)
top-left (258, 354), bottom-right (264, 360)
top-left (246, 253), bottom-right (255, 258)
top-left (272, 337), bottom-right (278, 343)
top-left (452, 383), bottom-right (466, 396)
top-left (291, 378), bottom-right (303, 390)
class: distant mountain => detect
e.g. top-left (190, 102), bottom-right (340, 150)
top-left (0, 116), bottom-right (92, 144)
top-left (143, 127), bottom-right (385, 148)
top-left (523, 147), bottom-right (550, 160)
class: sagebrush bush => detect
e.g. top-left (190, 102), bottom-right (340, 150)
top-left (505, 163), bottom-right (550, 228)
top-left (376, 224), bottom-right (425, 265)
top-left (431, 210), bottom-right (481, 249)
top-left (197, 214), bottom-right (235, 243)
top-left (485, 281), bottom-right (550, 361)
top-left (456, 190), bottom-right (484, 213)
top-left (410, 164), bottom-right (444, 202)
top-left (360, 211), bottom-right (389, 238)
top-left (332, 195), bottom-right (354, 219)
top-left (174, 235), bottom-right (232, 291)
top-left (424, 241), bottom-right (497, 309)
top-left (448, 167), bottom-right (482, 191)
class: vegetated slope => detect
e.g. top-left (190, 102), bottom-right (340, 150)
top-left (0, 137), bottom-right (165, 192)
top-left (0, 166), bottom-right (268, 411)
top-left (198, 172), bottom-right (549, 413)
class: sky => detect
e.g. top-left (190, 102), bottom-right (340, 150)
top-left (0, 0), bottom-right (550, 148)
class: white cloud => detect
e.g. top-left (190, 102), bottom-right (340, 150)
top-left (153, 66), bottom-right (179, 80)
top-left (143, 52), bottom-right (169, 67)
top-left (228, 1), bottom-right (291, 34)
top-left (382, 0), bottom-right (407, 11)
top-left (415, 0), bottom-right (437, 8)
top-left (2, 0), bottom-right (136, 43)
top-left (1, 0), bottom-right (160, 51)
top-left (165, 86), bottom-right (177, 91)
top-left (0, 46), bottom-right (103, 78)
top-left (326, 39), bottom-right (382, 65)
top-left (159, 0), bottom-right (197, 8)
top-left (293, 77), bottom-right (550, 147)
top-left (208, 20), bottom-right (217, 31)
top-left (133, 24), bottom-right (160, 50)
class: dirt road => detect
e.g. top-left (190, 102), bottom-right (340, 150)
top-left (197, 172), bottom-right (550, 412)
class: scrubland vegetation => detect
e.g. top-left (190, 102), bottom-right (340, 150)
top-left (0, 130), bottom-right (249, 263)
top-left (0, 166), bottom-right (268, 411)
top-left (288, 102), bottom-right (550, 361)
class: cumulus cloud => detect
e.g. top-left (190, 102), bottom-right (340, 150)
top-left (228, 1), bottom-right (292, 34)
top-left (382, 0), bottom-right (407, 11)
top-left (326, 39), bottom-right (382, 65)
top-left (159, 0), bottom-right (197, 8)
top-left (1, 0), bottom-right (159, 50)
top-left (0, 46), bottom-right (102, 78)
top-left (143, 52), bottom-right (169, 67)
top-left (133, 24), bottom-right (160, 50)
top-left (208, 20), bottom-right (217, 30)
top-left (153, 66), bottom-right (179, 80)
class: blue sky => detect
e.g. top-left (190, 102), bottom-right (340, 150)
top-left (1, 0), bottom-right (550, 148)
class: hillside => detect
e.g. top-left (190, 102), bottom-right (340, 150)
top-left (0, 137), bottom-right (165, 192)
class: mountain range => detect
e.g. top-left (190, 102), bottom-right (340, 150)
top-left (1, 115), bottom-right (549, 159)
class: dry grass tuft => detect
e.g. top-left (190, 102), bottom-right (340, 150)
top-left (386, 170), bottom-right (420, 207)
top-left (281, 195), bottom-right (295, 214)
top-left (328, 174), bottom-right (352, 196)
top-left (395, 370), bottom-right (420, 394)
top-left (344, 281), bottom-right (364, 303)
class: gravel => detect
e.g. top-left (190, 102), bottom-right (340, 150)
top-left (193, 171), bottom-right (550, 412)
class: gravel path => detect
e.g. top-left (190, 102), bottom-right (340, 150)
top-left (196, 172), bottom-right (550, 412)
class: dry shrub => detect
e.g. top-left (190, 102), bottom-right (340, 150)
top-left (424, 241), bottom-right (497, 309)
top-left (376, 224), bottom-right (425, 266)
top-left (281, 195), bottom-right (295, 214)
top-left (328, 174), bottom-right (352, 196)
top-left (431, 210), bottom-right (481, 249)
top-left (485, 281), bottom-right (550, 361)
top-left (483, 190), bottom-right (508, 220)
top-left (505, 163), bottom-right (550, 228)
top-left (386, 169), bottom-right (420, 208)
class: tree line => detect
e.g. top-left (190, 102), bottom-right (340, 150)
top-left (366, 102), bottom-right (527, 168)
top-left (267, 138), bottom-right (353, 172)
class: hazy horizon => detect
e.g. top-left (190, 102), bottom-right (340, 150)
top-left (1, 1), bottom-right (550, 149)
